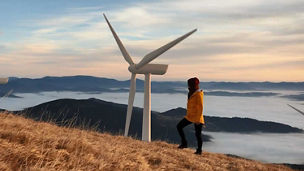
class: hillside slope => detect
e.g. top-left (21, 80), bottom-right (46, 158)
top-left (0, 112), bottom-right (293, 171)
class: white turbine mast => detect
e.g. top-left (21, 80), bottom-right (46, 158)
top-left (0, 78), bottom-right (8, 84)
top-left (103, 13), bottom-right (197, 142)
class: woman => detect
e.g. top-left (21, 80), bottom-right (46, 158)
top-left (176, 77), bottom-right (205, 155)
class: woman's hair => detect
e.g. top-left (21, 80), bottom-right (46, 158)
top-left (187, 77), bottom-right (199, 89)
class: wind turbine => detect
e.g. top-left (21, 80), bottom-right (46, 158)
top-left (0, 78), bottom-right (8, 84)
top-left (0, 77), bottom-right (9, 102)
top-left (287, 104), bottom-right (304, 116)
top-left (103, 14), bottom-right (197, 142)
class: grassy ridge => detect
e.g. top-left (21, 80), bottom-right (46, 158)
top-left (0, 112), bottom-right (293, 171)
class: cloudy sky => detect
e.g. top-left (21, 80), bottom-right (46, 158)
top-left (0, 0), bottom-right (303, 81)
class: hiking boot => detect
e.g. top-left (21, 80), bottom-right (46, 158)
top-left (178, 144), bottom-right (188, 149)
top-left (194, 149), bottom-right (202, 155)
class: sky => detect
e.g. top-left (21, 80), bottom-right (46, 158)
top-left (0, 0), bottom-right (303, 81)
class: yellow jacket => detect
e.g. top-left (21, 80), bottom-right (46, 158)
top-left (185, 90), bottom-right (205, 124)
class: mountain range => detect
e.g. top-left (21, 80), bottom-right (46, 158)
top-left (1, 76), bottom-right (304, 95)
top-left (11, 98), bottom-right (303, 148)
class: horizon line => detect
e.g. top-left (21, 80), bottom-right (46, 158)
top-left (4, 75), bottom-right (304, 83)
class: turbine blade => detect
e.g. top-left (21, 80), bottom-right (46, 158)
top-left (0, 78), bottom-right (8, 84)
top-left (103, 13), bottom-right (134, 65)
top-left (124, 73), bottom-right (136, 136)
top-left (288, 104), bottom-right (304, 116)
top-left (136, 29), bottom-right (197, 70)
top-left (0, 89), bottom-right (13, 101)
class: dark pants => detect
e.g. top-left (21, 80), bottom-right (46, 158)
top-left (177, 118), bottom-right (203, 151)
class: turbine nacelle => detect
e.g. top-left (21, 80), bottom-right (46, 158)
top-left (128, 64), bottom-right (168, 75)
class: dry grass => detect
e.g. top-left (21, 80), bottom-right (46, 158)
top-left (0, 112), bottom-right (293, 171)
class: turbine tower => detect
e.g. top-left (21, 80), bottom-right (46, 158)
top-left (0, 78), bottom-right (8, 84)
top-left (103, 14), bottom-right (196, 142)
